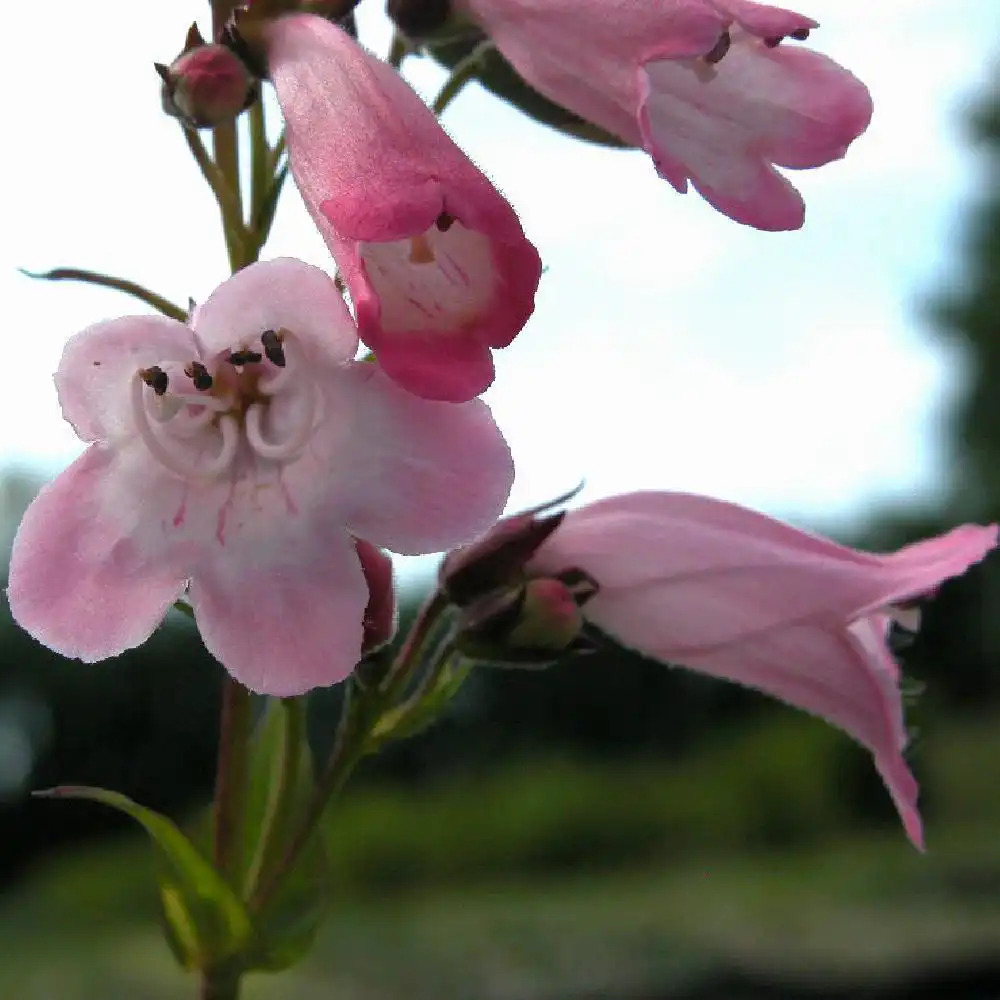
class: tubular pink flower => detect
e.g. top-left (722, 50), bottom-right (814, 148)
top-left (455, 0), bottom-right (872, 230)
top-left (265, 14), bottom-right (542, 402)
top-left (527, 491), bottom-right (999, 848)
top-left (6, 259), bottom-right (514, 696)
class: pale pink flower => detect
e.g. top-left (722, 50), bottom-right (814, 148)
top-left (265, 14), bottom-right (542, 402)
top-left (454, 0), bottom-right (872, 230)
top-left (522, 492), bottom-right (998, 848)
top-left (6, 259), bottom-right (513, 695)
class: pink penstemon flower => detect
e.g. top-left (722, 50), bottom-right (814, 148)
top-left (264, 14), bottom-right (542, 403)
top-left (444, 491), bottom-right (1000, 848)
top-left (6, 258), bottom-right (514, 695)
top-left (450, 0), bottom-right (872, 230)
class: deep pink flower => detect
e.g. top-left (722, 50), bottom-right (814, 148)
top-left (265, 14), bottom-right (542, 402)
top-left (454, 0), bottom-right (872, 230)
top-left (6, 259), bottom-right (513, 695)
top-left (523, 491), bottom-right (999, 848)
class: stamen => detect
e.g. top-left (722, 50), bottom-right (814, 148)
top-left (704, 30), bottom-right (731, 64)
top-left (228, 347), bottom-right (263, 366)
top-left (131, 375), bottom-right (237, 481)
top-left (185, 361), bottom-right (214, 391)
top-left (764, 27), bottom-right (811, 47)
top-left (139, 366), bottom-right (169, 396)
top-left (409, 232), bottom-right (436, 264)
top-left (245, 386), bottom-right (319, 462)
top-left (261, 328), bottom-right (286, 368)
top-left (435, 212), bottom-right (455, 232)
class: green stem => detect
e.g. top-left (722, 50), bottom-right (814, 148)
top-left (199, 967), bottom-right (240, 1000)
top-left (388, 32), bottom-right (410, 69)
top-left (212, 120), bottom-right (245, 271)
top-left (248, 591), bottom-right (452, 913)
top-left (267, 132), bottom-right (286, 175)
top-left (383, 589), bottom-right (451, 702)
top-left (249, 681), bottom-right (368, 913)
top-left (242, 699), bottom-right (305, 899)
top-left (182, 127), bottom-right (248, 272)
top-left (432, 40), bottom-right (494, 116)
top-left (211, 677), bottom-right (254, 886)
top-left (18, 267), bottom-right (186, 321)
top-left (248, 99), bottom-right (269, 243)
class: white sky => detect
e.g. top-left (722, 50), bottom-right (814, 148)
top-left (3, 0), bottom-right (999, 539)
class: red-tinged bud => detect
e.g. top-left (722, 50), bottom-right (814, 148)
top-left (156, 30), bottom-right (258, 129)
top-left (355, 539), bottom-right (397, 657)
top-left (455, 577), bottom-right (596, 667)
top-left (440, 486), bottom-right (581, 606)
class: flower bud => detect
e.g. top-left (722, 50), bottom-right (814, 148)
top-left (355, 540), bottom-right (397, 657)
top-left (156, 25), bottom-right (257, 129)
top-left (440, 487), bottom-right (581, 606)
top-left (455, 577), bottom-right (596, 667)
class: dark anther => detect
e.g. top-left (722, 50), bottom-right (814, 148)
top-left (704, 30), bottom-right (731, 64)
top-left (435, 212), bottom-right (455, 232)
top-left (227, 347), bottom-right (263, 366)
top-left (140, 366), bottom-right (170, 396)
top-left (764, 26), bottom-right (811, 48)
top-left (260, 328), bottom-right (287, 368)
top-left (185, 361), bottom-right (214, 391)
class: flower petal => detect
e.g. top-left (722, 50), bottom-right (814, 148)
top-left (531, 492), bottom-right (996, 651)
top-left (189, 526), bottom-right (368, 696)
top-left (191, 257), bottom-right (358, 363)
top-left (322, 365), bottom-right (514, 554)
top-left (670, 617), bottom-right (922, 848)
top-left (639, 35), bottom-right (873, 230)
top-left (267, 14), bottom-right (540, 401)
top-left (7, 446), bottom-right (189, 661)
top-left (56, 315), bottom-right (198, 442)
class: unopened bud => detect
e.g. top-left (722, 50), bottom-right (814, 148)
top-left (441, 486), bottom-right (581, 606)
top-left (156, 30), bottom-right (257, 129)
top-left (355, 540), bottom-right (397, 657)
top-left (455, 577), bottom-right (595, 667)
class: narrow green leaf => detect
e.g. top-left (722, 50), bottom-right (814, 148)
top-left (250, 162), bottom-right (289, 256)
top-left (33, 786), bottom-right (253, 971)
top-left (369, 654), bottom-right (473, 748)
top-left (19, 268), bottom-right (187, 321)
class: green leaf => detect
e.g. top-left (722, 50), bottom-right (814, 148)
top-left (240, 700), bottom-right (332, 972)
top-left (33, 786), bottom-right (253, 971)
top-left (19, 267), bottom-right (187, 321)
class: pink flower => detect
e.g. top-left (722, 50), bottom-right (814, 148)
top-left (265, 14), bottom-right (542, 402)
top-left (453, 0), bottom-right (872, 230)
top-left (522, 492), bottom-right (998, 848)
top-left (6, 259), bottom-right (514, 696)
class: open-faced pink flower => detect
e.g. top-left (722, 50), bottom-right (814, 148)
top-left (453, 0), bottom-right (872, 230)
top-left (6, 258), bottom-right (514, 696)
top-left (265, 14), bottom-right (542, 402)
top-left (447, 491), bottom-right (997, 848)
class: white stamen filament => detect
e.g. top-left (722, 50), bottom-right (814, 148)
top-left (131, 375), bottom-right (238, 481)
top-left (244, 385), bottom-right (318, 461)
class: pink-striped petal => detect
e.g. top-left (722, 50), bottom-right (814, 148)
top-left (7, 446), bottom-right (189, 661)
top-left (190, 526), bottom-right (368, 696)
